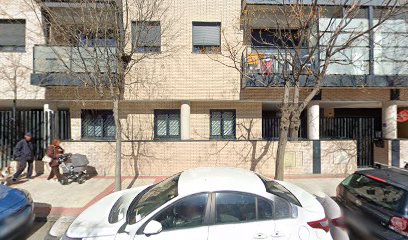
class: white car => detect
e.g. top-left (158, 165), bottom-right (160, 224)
top-left (62, 167), bottom-right (333, 240)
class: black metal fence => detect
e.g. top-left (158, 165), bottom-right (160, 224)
top-left (320, 117), bottom-right (376, 167)
top-left (262, 116), bottom-right (307, 139)
top-left (0, 110), bottom-right (70, 168)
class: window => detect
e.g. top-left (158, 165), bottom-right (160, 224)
top-left (251, 29), bottom-right (302, 48)
top-left (152, 193), bottom-right (208, 231)
top-left (81, 110), bottom-right (115, 139)
top-left (132, 21), bottom-right (161, 53)
top-left (128, 173), bottom-right (181, 224)
top-left (210, 110), bottom-right (236, 139)
top-left (341, 173), bottom-right (407, 212)
top-left (154, 110), bottom-right (180, 139)
top-left (192, 22), bottom-right (221, 53)
top-left (0, 19), bottom-right (25, 52)
top-left (215, 192), bottom-right (283, 224)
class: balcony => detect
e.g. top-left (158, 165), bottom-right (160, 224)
top-left (242, 47), bottom-right (314, 87)
top-left (31, 45), bottom-right (117, 86)
top-left (242, 46), bottom-right (408, 88)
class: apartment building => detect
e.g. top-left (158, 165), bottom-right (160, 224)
top-left (0, 0), bottom-right (407, 176)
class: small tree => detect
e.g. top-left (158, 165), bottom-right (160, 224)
top-left (21, 0), bottom-right (177, 190)
top-left (214, 0), bottom-right (404, 180)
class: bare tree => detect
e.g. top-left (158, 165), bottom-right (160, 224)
top-left (16, 0), bottom-right (179, 190)
top-left (212, 1), bottom-right (405, 180)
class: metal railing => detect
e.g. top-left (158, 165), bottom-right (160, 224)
top-left (242, 46), bottom-right (313, 87)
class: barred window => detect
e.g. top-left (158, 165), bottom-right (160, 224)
top-left (81, 110), bottom-right (115, 139)
top-left (154, 110), bottom-right (180, 139)
top-left (210, 110), bottom-right (236, 139)
top-left (0, 19), bottom-right (26, 52)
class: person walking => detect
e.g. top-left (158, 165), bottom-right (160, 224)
top-left (12, 132), bottom-right (35, 182)
top-left (46, 139), bottom-right (64, 183)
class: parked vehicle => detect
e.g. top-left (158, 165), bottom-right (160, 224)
top-left (0, 184), bottom-right (35, 239)
top-left (336, 164), bottom-right (408, 239)
top-left (62, 167), bottom-right (333, 240)
top-left (315, 194), bottom-right (349, 240)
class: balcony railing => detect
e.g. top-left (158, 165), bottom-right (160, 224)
top-left (242, 46), bottom-right (312, 87)
top-left (242, 46), bottom-right (408, 87)
top-left (31, 45), bottom-right (117, 86)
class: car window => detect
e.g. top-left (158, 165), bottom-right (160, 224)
top-left (258, 197), bottom-right (273, 220)
top-left (152, 193), bottom-right (208, 231)
top-left (216, 192), bottom-right (256, 224)
top-left (128, 173), bottom-right (181, 224)
top-left (342, 173), bottom-right (406, 212)
top-left (257, 174), bottom-right (301, 206)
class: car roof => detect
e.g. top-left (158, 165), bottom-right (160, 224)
top-left (357, 168), bottom-right (408, 190)
top-left (177, 167), bottom-right (266, 196)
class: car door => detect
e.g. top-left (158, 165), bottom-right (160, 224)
top-left (208, 192), bottom-right (295, 240)
top-left (135, 193), bottom-right (209, 240)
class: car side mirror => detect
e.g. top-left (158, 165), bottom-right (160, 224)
top-left (143, 220), bottom-right (162, 235)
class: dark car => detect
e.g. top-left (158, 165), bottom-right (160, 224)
top-left (336, 165), bottom-right (408, 240)
top-left (0, 184), bottom-right (35, 239)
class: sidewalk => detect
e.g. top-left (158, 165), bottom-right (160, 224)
top-left (11, 174), bottom-right (343, 220)
top-left (11, 176), bottom-right (162, 220)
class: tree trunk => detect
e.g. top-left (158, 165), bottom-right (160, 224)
top-left (289, 111), bottom-right (301, 141)
top-left (113, 98), bottom-right (122, 191)
top-left (275, 126), bottom-right (289, 180)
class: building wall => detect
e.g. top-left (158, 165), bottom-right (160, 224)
top-left (0, 0), bottom-right (45, 100)
top-left (54, 140), bottom-right (357, 177)
top-left (68, 101), bottom-right (262, 141)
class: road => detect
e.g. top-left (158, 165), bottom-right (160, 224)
top-left (24, 220), bottom-right (55, 240)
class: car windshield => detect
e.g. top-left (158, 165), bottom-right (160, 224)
top-left (128, 173), bottom-right (181, 224)
top-left (341, 173), bottom-right (407, 212)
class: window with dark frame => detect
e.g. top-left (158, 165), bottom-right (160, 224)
top-left (154, 110), bottom-right (180, 139)
top-left (210, 110), bottom-right (236, 139)
top-left (192, 22), bottom-right (221, 54)
top-left (132, 21), bottom-right (161, 53)
top-left (0, 19), bottom-right (26, 52)
top-left (81, 110), bottom-right (115, 139)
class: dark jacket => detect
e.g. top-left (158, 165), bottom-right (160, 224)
top-left (47, 145), bottom-right (64, 167)
top-left (14, 139), bottom-right (34, 162)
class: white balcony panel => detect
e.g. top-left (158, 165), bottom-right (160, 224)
top-left (374, 32), bottom-right (408, 47)
top-left (373, 20), bottom-right (408, 33)
top-left (320, 32), bottom-right (369, 47)
top-left (321, 47), bottom-right (370, 62)
top-left (34, 46), bottom-right (72, 73)
top-left (374, 61), bottom-right (408, 75)
top-left (326, 61), bottom-right (369, 75)
top-left (374, 47), bottom-right (408, 61)
top-left (319, 18), bottom-right (369, 33)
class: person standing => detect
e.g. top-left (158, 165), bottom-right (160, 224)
top-left (12, 132), bottom-right (35, 182)
top-left (46, 139), bottom-right (64, 183)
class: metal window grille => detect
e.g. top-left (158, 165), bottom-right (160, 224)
top-left (210, 110), bottom-right (236, 139)
top-left (81, 110), bottom-right (115, 139)
top-left (154, 110), bottom-right (180, 139)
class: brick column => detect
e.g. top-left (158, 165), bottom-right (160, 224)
top-left (382, 101), bottom-right (397, 139)
top-left (307, 102), bottom-right (320, 140)
top-left (180, 101), bottom-right (190, 140)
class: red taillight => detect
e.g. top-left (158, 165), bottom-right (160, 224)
top-left (389, 216), bottom-right (408, 236)
top-left (308, 217), bottom-right (330, 232)
top-left (331, 217), bottom-right (347, 229)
